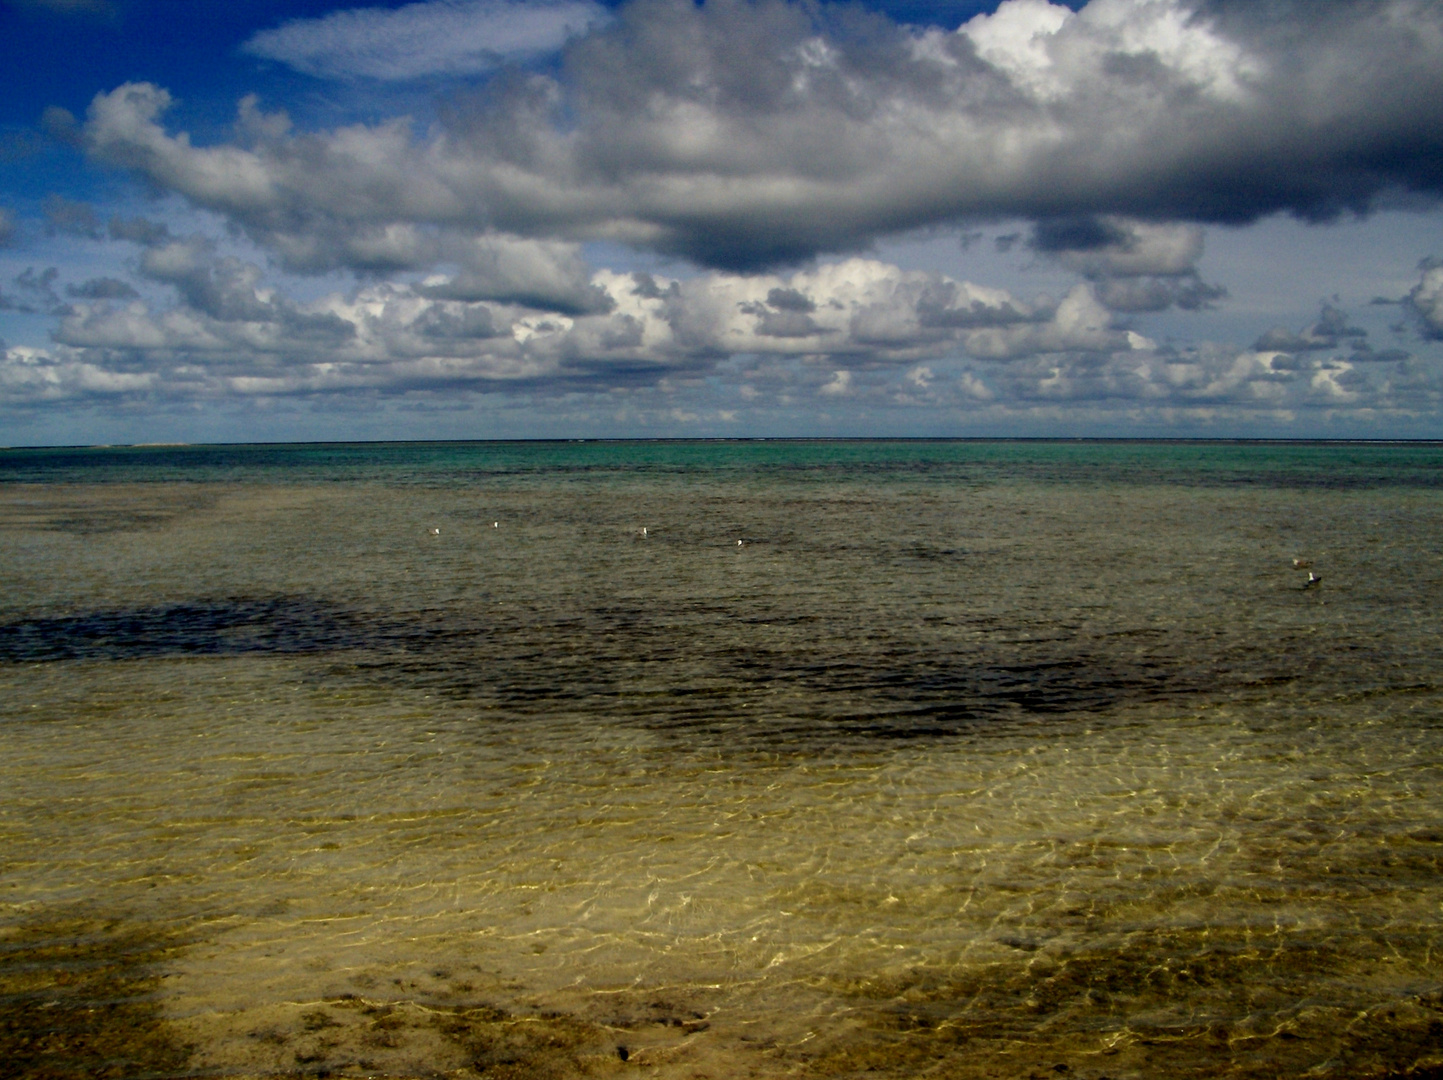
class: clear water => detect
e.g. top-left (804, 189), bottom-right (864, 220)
top-left (2, 440), bottom-right (1442, 1079)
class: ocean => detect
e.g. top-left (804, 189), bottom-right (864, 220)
top-left (2, 439), bottom-right (1442, 1079)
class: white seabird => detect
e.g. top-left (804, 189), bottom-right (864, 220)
top-left (1303, 572), bottom-right (1322, 589)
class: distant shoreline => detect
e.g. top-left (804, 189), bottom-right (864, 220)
top-left (5, 435), bottom-right (1443, 451)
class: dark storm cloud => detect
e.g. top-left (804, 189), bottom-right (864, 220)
top-left (76, 0), bottom-right (1443, 274)
top-left (1031, 217), bottom-right (1131, 256)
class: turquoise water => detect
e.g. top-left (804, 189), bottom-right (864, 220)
top-left (2, 440), bottom-right (1442, 1079)
top-left (5, 438), bottom-right (1442, 486)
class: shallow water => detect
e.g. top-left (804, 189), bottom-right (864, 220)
top-left (2, 440), bottom-right (1443, 1079)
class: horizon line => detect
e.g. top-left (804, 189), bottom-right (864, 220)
top-left (6, 436), bottom-right (1443, 451)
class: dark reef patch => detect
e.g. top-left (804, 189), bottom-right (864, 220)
top-left (0, 597), bottom-right (458, 664)
top-left (0, 486), bottom-right (219, 536)
top-left (0, 587), bottom-right (1345, 743)
top-left (0, 915), bottom-right (192, 1080)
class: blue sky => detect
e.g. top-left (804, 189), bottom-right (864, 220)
top-left (2, 0), bottom-right (1442, 444)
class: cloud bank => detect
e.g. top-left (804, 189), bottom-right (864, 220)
top-left (24, 231), bottom-right (1133, 398)
top-left (85, 0), bottom-right (1443, 272)
top-left (5, 227), bottom-right (1438, 426)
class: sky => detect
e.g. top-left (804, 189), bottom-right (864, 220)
top-left (1, 0), bottom-right (1442, 443)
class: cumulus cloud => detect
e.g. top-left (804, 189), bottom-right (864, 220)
top-left (1253, 303), bottom-right (1368, 354)
top-left (0, 346), bottom-right (156, 404)
top-left (1032, 217), bottom-right (1204, 279)
top-left (1407, 259), bottom-right (1443, 340)
top-left (1028, 215), bottom-right (1226, 312)
top-left (242, 0), bottom-right (610, 81)
top-left (80, 0), bottom-right (1443, 273)
top-left (418, 234), bottom-right (614, 313)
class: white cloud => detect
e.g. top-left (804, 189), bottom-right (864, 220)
top-left (243, 0), bottom-right (610, 80)
top-left (0, 346), bottom-right (158, 403)
top-left (421, 234), bottom-right (613, 313)
top-left (958, 371), bottom-right (994, 401)
top-left (7, 249), bottom-right (1438, 420)
top-left (968, 0), bottom-right (1262, 103)
top-left (958, 0), bottom-right (1073, 99)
